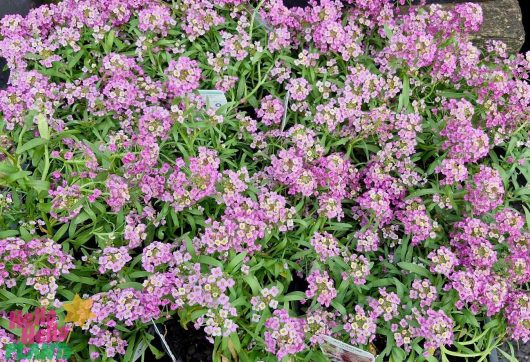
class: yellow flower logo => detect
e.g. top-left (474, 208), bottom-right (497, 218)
top-left (63, 294), bottom-right (95, 327)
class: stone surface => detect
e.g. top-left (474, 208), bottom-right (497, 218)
top-left (0, 0), bottom-right (37, 17)
top-left (498, 342), bottom-right (530, 362)
top-left (471, 0), bottom-right (525, 53)
top-left (403, 0), bottom-right (525, 54)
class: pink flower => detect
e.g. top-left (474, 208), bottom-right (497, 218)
top-left (286, 78), bottom-right (311, 101)
top-left (165, 57), bottom-right (202, 98)
top-left (98, 247), bottom-right (132, 274)
top-left (413, 309), bottom-right (454, 353)
top-left (264, 309), bottom-right (306, 359)
top-left (465, 166), bottom-right (504, 215)
top-left (342, 254), bottom-right (371, 285)
top-left (409, 279), bottom-right (437, 308)
top-left (106, 175), bottom-right (130, 212)
top-left (305, 270), bottom-right (337, 307)
top-left (138, 4), bottom-right (176, 36)
top-left (355, 229), bottom-right (379, 252)
top-left (428, 247), bottom-right (458, 276)
top-left (506, 292), bottom-right (530, 343)
top-left (310, 232), bottom-right (340, 261)
top-left (256, 95), bottom-right (284, 126)
top-left (368, 288), bottom-right (400, 321)
top-left (344, 305), bottom-right (377, 345)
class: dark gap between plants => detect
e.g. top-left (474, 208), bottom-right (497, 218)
top-left (287, 270), bottom-right (309, 315)
top-left (518, 0), bottom-right (530, 53)
top-left (147, 321), bottom-right (214, 362)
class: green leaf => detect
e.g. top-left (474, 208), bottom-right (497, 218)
top-left (68, 49), bottom-right (85, 69)
top-left (393, 277), bottom-right (406, 297)
top-left (497, 345), bottom-right (518, 362)
top-left (198, 255), bottom-right (223, 268)
top-left (148, 343), bottom-right (166, 359)
top-left (243, 275), bottom-right (261, 294)
top-left (397, 262), bottom-right (431, 279)
top-left (462, 308), bottom-right (479, 328)
top-left (0, 288), bottom-right (17, 300)
top-left (0, 161), bottom-right (18, 176)
top-left (63, 272), bottom-right (97, 285)
top-left (0, 230), bottom-right (19, 238)
top-left (27, 179), bottom-right (50, 193)
top-left (331, 301), bottom-right (347, 315)
top-left (226, 252), bottom-right (247, 274)
top-left (398, 75), bottom-right (409, 112)
top-left (104, 30), bottom-right (115, 53)
top-left (116, 282), bottom-right (144, 290)
top-left (0, 317), bottom-right (21, 337)
top-left (365, 278), bottom-right (393, 289)
top-left (327, 222), bottom-right (352, 231)
top-left (304, 351), bottom-right (329, 362)
top-left (383, 24), bottom-right (393, 39)
top-left (124, 333), bottom-right (137, 362)
top-left (36, 114), bottom-right (50, 140)
top-left (251, 51), bottom-right (264, 64)
top-left (129, 271), bottom-right (152, 279)
top-left (53, 224), bottom-right (69, 241)
top-left (391, 347), bottom-right (406, 362)
top-left (16, 138), bottom-right (48, 154)
top-left (278, 291), bottom-right (305, 302)
top-left (230, 333), bottom-right (241, 353)
top-left (0, 297), bottom-right (40, 308)
top-left (38, 68), bottom-right (69, 81)
top-left (70, 339), bottom-right (89, 354)
top-left (406, 188), bottom-right (437, 199)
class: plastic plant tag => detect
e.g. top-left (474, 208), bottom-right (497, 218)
top-left (132, 340), bottom-right (144, 362)
top-left (255, 12), bottom-right (273, 33)
top-left (150, 319), bottom-right (178, 362)
top-left (246, 3), bottom-right (272, 33)
top-left (198, 90), bottom-right (227, 111)
top-left (319, 336), bottom-right (375, 362)
top-left (280, 91), bottom-right (290, 131)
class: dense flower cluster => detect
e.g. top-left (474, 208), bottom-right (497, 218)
top-left (0, 0), bottom-right (528, 361)
top-left (305, 270), bottom-right (337, 307)
top-left (344, 305), bottom-right (377, 346)
top-left (0, 238), bottom-right (74, 305)
top-left (409, 279), bottom-right (437, 309)
top-left (264, 309), bottom-right (306, 360)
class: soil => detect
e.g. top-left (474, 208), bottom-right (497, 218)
top-left (499, 343), bottom-right (530, 362)
top-left (517, 344), bottom-right (530, 362)
top-left (147, 320), bottom-right (214, 362)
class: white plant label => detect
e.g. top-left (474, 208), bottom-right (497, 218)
top-left (319, 336), bottom-right (375, 362)
top-left (150, 319), bottom-right (178, 362)
top-left (255, 12), bottom-right (272, 32)
top-left (132, 340), bottom-right (144, 362)
top-left (198, 90), bottom-right (227, 111)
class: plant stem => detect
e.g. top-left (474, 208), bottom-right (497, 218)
top-left (239, 62), bottom-right (274, 105)
top-left (248, 0), bottom-right (266, 40)
top-left (41, 144), bottom-right (50, 181)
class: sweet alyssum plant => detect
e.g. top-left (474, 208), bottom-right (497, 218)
top-left (0, 0), bottom-right (529, 361)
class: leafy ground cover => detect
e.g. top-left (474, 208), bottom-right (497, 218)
top-left (0, 0), bottom-right (529, 361)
